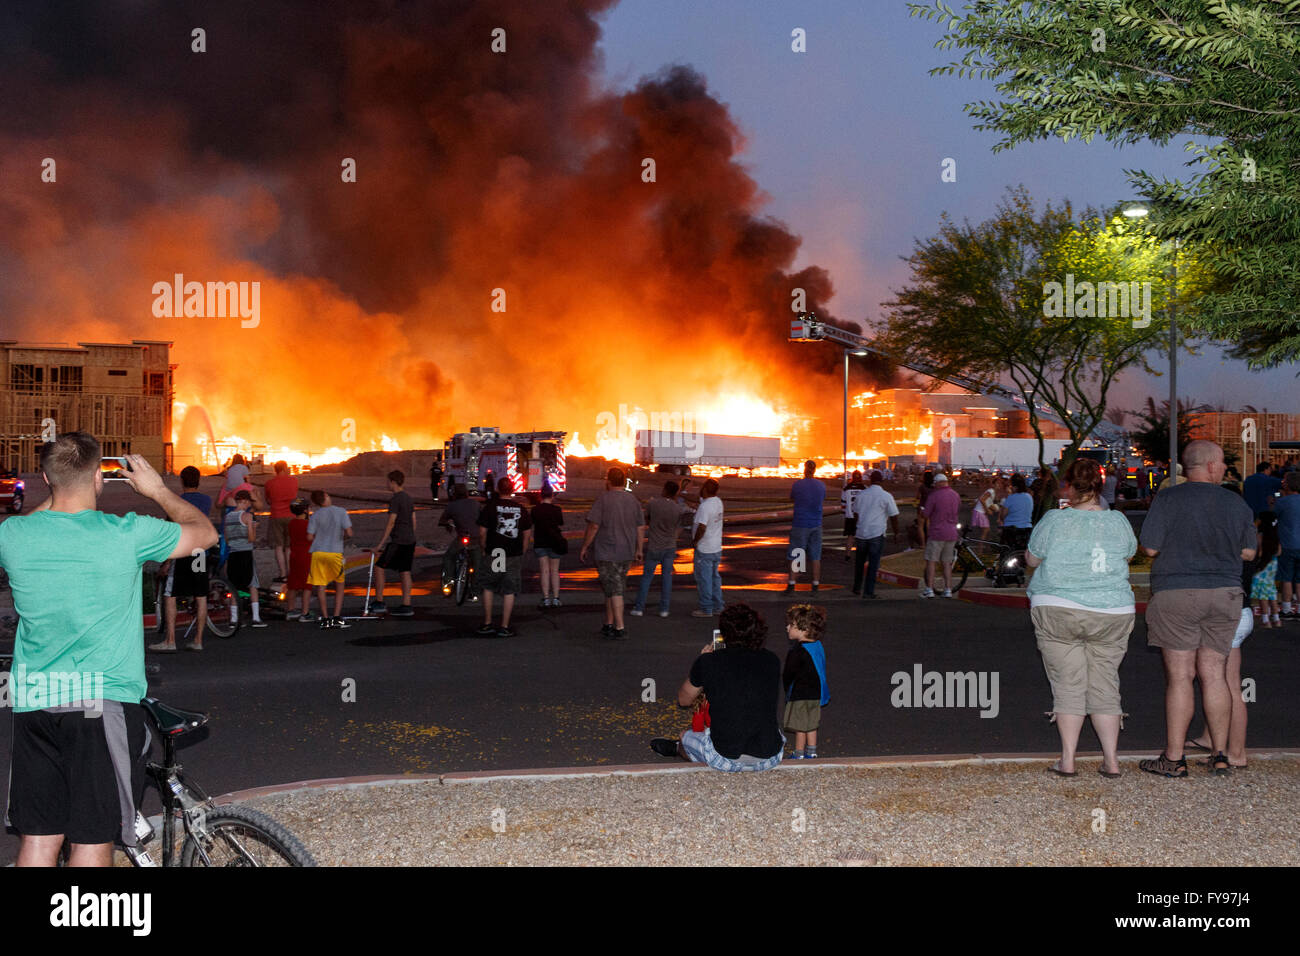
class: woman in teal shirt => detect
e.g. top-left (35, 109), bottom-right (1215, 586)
top-left (1026, 458), bottom-right (1137, 778)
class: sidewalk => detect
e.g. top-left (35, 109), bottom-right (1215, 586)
top-left (222, 752), bottom-right (1300, 866)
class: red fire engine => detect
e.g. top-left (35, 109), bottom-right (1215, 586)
top-left (443, 428), bottom-right (567, 494)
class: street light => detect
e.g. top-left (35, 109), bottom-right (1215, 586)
top-left (1122, 203), bottom-right (1178, 482)
top-left (843, 348), bottom-right (869, 482)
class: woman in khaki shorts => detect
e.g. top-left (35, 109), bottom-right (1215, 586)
top-left (1025, 459), bottom-right (1137, 778)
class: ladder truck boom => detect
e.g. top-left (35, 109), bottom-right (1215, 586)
top-left (789, 314), bottom-right (1022, 402)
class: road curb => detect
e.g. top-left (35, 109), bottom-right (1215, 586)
top-left (214, 749), bottom-right (1300, 804)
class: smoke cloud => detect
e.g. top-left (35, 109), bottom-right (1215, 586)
top-left (0, 0), bottom-right (882, 456)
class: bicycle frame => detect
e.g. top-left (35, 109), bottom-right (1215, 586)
top-left (127, 731), bottom-right (211, 867)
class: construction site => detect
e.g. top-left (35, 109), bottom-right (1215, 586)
top-left (0, 340), bottom-right (174, 473)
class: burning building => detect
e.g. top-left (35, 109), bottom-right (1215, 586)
top-left (852, 386), bottom-right (1072, 466)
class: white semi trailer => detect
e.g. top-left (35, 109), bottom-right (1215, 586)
top-left (635, 430), bottom-right (781, 475)
top-left (939, 437), bottom-right (1071, 473)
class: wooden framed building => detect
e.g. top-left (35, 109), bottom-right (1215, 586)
top-left (0, 340), bottom-right (174, 473)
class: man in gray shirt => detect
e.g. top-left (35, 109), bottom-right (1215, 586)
top-left (580, 467), bottom-right (645, 640)
top-left (632, 480), bottom-right (687, 618)
top-left (1138, 440), bottom-right (1256, 778)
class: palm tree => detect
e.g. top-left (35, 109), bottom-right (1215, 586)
top-left (1128, 397), bottom-right (1211, 462)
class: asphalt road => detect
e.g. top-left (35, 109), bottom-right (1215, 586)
top-left (0, 477), bottom-right (1294, 865)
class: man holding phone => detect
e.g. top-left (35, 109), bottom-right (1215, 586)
top-left (0, 433), bottom-right (218, 866)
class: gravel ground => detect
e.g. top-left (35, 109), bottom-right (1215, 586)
top-left (238, 755), bottom-right (1300, 866)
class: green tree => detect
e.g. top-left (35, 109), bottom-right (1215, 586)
top-left (878, 186), bottom-right (1196, 471)
top-left (913, 0), bottom-right (1300, 367)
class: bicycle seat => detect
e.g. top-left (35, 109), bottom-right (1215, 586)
top-left (141, 697), bottom-right (210, 737)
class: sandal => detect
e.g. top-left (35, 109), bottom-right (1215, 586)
top-left (1183, 738), bottom-right (1211, 754)
top-left (1045, 762), bottom-right (1077, 777)
top-left (1208, 753), bottom-right (1232, 776)
top-left (1098, 768), bottom-right (1121, 779)
top-left (147, 642), bottom-right (177, 654)
top-left (1139, 753), bottom-right (1188, 778)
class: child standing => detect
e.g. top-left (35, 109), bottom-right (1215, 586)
top-left (307, 489), bottom-right (354, 628)
top-left (1251, 512), bottom-right (1282, 627)
top-left (285, 498), bottom-right (312, 621)
top-left (783, 604), bottom-right (829, 759)
top-left (224, 490), bottom-right (266, 627)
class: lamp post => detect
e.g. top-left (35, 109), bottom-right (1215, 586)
top-left (1122, 203), bottom-right (1178, 481)
top-left (843, 348), bottom-right (868, 483)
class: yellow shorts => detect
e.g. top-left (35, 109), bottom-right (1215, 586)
top-left (308, 552), bottom-right (345, 586)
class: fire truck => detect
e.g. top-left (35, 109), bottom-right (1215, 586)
top-left (443, 428), bottom-right (568, 495)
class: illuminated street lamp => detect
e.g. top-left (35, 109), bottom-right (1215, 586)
top-left (1122, 202), bottom-right (1178, 481)
top-left (844, 348), bottom-right (869, 482)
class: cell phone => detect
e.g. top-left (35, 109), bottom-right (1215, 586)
top-left (1058, 498), bottom-right (1069, 509)
top-left (100, 457), bottom-right (132, 481)
top-left (711, 629), bottom-right (724, 652)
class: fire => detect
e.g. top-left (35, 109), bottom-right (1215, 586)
top-left (567, 392), bottom-right (792, 464)
top-left (172, 403), bottom-right (404, 472)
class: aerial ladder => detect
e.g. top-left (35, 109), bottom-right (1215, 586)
top-left (788, 313), bottom-right (1023, 403)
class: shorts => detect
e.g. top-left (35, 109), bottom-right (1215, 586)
top-left (308, 551), bottom-right (345, 586)
top-left (596, 560), bottom-right (632, 597)
top-left (783, 699), bottom-right (821, 733)
top-left (165, 556), bottom-right (210, 599)
top-left (1232, 606), bottom-right (1253, 650)
top-left (480, 554), bottom-right (523, 595)
top-left (679, 729), bottom-right (784, 773)
top-left (1031, 605), bottom-right (1133, 715)
top-left (1277, 549), bottom-right (1300, 586)
top-left (843, 517), bottom-right (858, 538)
top-left (534, 547), bottom-right (561, 559)
top-left (924, 538), bottom-right (956, 563)
top-left (789, 525), bottom-right (823, 563)
top-left (376, 542), bottom-right (414, 573)
top-left (7, 701), bottom-right (147, 846)
top-left (269, 517), bottom-right (292, 549)
top-left (1146, 587), bottom-right (1242, 656)
top-left (971, 510), bottom-right (989, 529)
top-left (225, 550), bottom-right (260, 591)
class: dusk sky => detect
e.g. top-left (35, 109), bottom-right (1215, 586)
top-left (1, 0), bottom-right (1292, 459)
top-left (596, 0), bottom-right (1297, 416)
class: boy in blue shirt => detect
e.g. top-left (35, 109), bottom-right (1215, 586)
top-left (783, 604), bottom-right (830, 759)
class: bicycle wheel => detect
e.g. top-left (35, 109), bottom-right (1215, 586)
top-left (206, 577), bottom-right (239, 638)
top-left (454, 557), bottom-right (469, 606)
top-left (180, 804), bottom-right (316, 867)
top-left (954, 546), bottom-right (984, 591)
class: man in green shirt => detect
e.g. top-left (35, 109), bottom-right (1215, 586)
top-left (0, 432), bottom-right (216, 866)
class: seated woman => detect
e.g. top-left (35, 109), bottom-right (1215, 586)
top-left (1025, 458), bottom-right (1137, 777)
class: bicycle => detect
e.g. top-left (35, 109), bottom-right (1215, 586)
top-left (0, 651), bottom-right (314, 866)
top-left (440, 535), bottom-right (478, 606)
top-left (953, 530), bottom-right (1027, 590)
top-left (128, 697), bottom-right (315, 866)
top-left (153, 563), bottom-right (237, 640)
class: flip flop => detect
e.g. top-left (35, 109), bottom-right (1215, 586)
top-left (186, 645), bottom-right (204, 652)
top-left (147, 643), bottom-right (177, 654)
top-left (1183, 739), bottom-right (1211, 753)
top-left (1045, 763), bottom-right (1077, 777)
top-left (1098, 769), bottom-right (1121, 779)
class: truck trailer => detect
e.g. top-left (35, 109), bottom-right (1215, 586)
top-left (634, 430), bottom-right (781, 475)
top-left (939, 437), bottom-right (1071, 473)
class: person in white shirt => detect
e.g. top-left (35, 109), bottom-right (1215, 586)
top-left (690, 479), bottom-right (725, 617)
top-left (972, 479), bottom-right (997, 540)
top-left (852, 470), bottom-right (900, 599)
